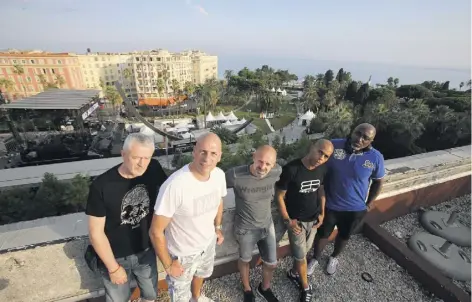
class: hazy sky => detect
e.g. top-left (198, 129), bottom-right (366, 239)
top-left (1, 0), bottom-right (470, 70)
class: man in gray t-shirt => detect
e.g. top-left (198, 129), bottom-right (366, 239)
top-left (226, 145), bottom-right (282, 302)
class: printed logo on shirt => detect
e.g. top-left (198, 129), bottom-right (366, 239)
top-left (120, 184), bottom-right (150, 227)
top-left (299, 180), bottom-right (321, 193)
top-left (333, 149), bottom-right (346, 160)
top-left (193, 191), bottom-right (221, 216)
top-left (362, 160), bottom-right (374, 169)
top-left (240, 184), bottom-right (274, 194)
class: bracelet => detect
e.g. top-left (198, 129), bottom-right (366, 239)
top-left (109, 265), bottom-right (121, 274)
top-left (164, 260), bottom-right (173, 270)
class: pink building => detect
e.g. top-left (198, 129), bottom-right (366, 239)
top-left (0, 50), bottom-right (86, 101)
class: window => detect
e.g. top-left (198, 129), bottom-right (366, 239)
top-left (135, 57), bottom-right (140, 61)
top-left (43, 69), bottom-right (47, 74)
top-left (101, 57), bottom-right (105, 61)
top-left (22, 60), bottom-right (26, 64)
top-left (116, 63), bottom-right (119, 67)
top-left (30, 60), bottom-right (35, 64)
top-left (95, 63), bottom-right (99, 68)
top-left (12, 60), bottom-right (17, 64)
top-left (27, 77), bottom-right (31, 82)
top-left (51, 68), bottom-right (55, 74)
top-left (95, 57), bottom-right (99, 61)
top-left (57, 60), bottom-right (62, 64)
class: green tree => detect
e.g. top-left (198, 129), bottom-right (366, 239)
top-left (211, 127), bottom-right (238, 144)
top-left (184, 81), bottom-right (195, 96)
top-left (156, 78), bottom-right (165, 98)
top-left (13, 64), bottom-right (27, 97)
top-left (324, 69), bottom-right (334, 86)
top-left (55, 75), bottom-right (66, 88)
top-left (345, 81), bottom-right (358, 101)
top-left (104, 85), bottom-right (122, 112)
top-left (64, 174), bottom-right (91, 211)
top-left (396, 85), bottom-right (433, 101)
top-left (366, 88), bottom-right (398, 108)
top-left (441, 81), bottom-right (450, 90)
top-left (459, 82), bottom-right (464, 90)
top-left (0, 78), bottom-right (15, 102)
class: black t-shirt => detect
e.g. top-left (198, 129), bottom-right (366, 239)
top-left (275, 158), bottom-right (327, 222)
top-left (86, 159), bottom-right (168, 258)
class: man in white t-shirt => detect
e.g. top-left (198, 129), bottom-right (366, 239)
top-left (150, 133), bottom-right (226, 302)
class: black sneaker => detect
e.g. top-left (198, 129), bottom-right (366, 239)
top-left (243, 290), bottom-right (255, 302)
top-left (287, 270), bottom-right (301, 289)
top-left (256, 283), bottom-right (279, 302)
top-left (300, 286), bottom-right (314, 302)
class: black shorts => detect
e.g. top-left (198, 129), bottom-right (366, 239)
top-left (316, 209), bottom-right (367, 240)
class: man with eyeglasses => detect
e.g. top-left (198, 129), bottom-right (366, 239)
top-left (308, 123), bottom-right (385, 276)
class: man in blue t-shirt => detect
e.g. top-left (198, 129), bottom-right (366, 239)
top-left (307, 123), bottom-right (385, 276)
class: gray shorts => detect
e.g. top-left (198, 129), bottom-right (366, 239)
top-left (167, 235), bottom-right (217, 302)
top-left (235, 222), bottom-right (277, 266)
top-left (287, 221), bottom-right (317, 261)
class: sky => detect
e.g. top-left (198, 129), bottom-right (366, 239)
top-left (0, 0), bottom-right (471, 84)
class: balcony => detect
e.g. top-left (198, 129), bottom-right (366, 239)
top-left (0, 146), bottom-right (470, 302)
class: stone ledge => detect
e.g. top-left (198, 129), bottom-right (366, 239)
top-left (0, 146), bottom-right (470, 301)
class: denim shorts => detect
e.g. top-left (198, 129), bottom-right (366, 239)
top-left (287, 221), bottom-right (317, 261)
top-left (234, 222), bottom-right (277, 266)
top-left (167, 235), bottom-right (217, 302)
top-left (97, 248), bottom-right (158, 302)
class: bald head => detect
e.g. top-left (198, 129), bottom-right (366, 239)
top-left (191, 132), bottom-right (222, 176)
top-left (351, 123), bottom-right (376, 151)
top-left (251, 145), bottom-right (277, 178)
top-left (305, 139), bottom-right (334, 167)
top-left (196, 132), bottom-right (222, 150)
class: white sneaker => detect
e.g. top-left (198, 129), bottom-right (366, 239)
top-left (326, 257), bottom-right (339, 275)
top-left (307, 259), bottom-right (319, 276)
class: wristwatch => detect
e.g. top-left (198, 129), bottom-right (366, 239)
top-left (283, 218), bottom-right (291, 225)
top-left (215, 225), bottom-right (223, 231)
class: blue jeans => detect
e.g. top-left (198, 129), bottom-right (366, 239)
top-left (98, 248), bottom-right (158, 302)
top-left (235, 222), bottom-right (277, 265)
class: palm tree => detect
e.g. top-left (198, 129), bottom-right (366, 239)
top-left (459, 82), bottom-right (464, 90)
top-left (104, 85), bottom-right (122, 114)
top-left (467, 79), bottom-right (472, 89)
top-left (156, 78), bottom-right (165, 98)
top-left (171, 79), bottom-right (181, 115)
top-left (13, 64), bottom-right (27, 97)
top-left (55, 75), bottom-right (65, 88)
top-left (0, 78), bottom-right (15, 102)
top-left (184, 81), bottom-right (195, 96)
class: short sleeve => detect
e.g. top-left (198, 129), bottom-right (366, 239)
top-left (85, 182), bottom-right (106, 217)
top-left (372, 154), bottom-right (386, 179)
top-left (225, 168), bottom-right (235, 188)
top-left (220, 170), bottom-right (228, 197)
top-left (154, 180), bottom-right (182, 218)
top-left (275, 164), bottom-right (292, 190)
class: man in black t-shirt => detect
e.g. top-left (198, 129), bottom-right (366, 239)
top-left (275, 139), bottom-right (333, 302)
top-left (86, 133), bottom-right (168, 302)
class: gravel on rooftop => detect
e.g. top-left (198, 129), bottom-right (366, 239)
top-left (200, 234), bottom-right (434, 302)
top-left (382, 194), bottom-right (471, 295)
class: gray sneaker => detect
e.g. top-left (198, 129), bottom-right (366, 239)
top-left (326, 257), bottom-right (339, 275)
top-left (307, 259), bottom-right (319, 276)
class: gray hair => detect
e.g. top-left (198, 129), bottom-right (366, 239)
top-left (122, 133), bottom-right (155, 151)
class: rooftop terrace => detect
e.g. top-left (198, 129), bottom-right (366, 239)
top-left (0, 145), bottom-right (470, 302)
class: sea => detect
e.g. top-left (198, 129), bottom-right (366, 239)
top-left (217, 54), bottom-right (471, 89)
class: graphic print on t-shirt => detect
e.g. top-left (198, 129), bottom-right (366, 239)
top-left (120, 184), bottom-right (150, 226)
top-left (299, 179), bottom-right (321, 193)
top-left (193, 191), bottom-right (220, 216)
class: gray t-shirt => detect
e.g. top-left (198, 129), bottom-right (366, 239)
top-left (226, 164), bottom-right (282, 230)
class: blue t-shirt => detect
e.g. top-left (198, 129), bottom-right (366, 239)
top-left (325, 138), bottom-right (386, 211)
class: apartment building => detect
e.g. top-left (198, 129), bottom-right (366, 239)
top-left (77, 52), bottom-right (136, 98)
top-left (77, 49), bottom-right (217, 100)
top-left (0, 50), bottom-right (86, 100)
top-left (191, 51), bottom-right (218, 85)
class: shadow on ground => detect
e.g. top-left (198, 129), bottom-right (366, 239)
top-left (63, 239), bottom-right (104, 292)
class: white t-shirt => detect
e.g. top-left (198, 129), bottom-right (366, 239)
top-left (154, 164), bottom-right (227, 256)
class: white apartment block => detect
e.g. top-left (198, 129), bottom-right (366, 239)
top-left (77, 49), bottom-right (218, 100)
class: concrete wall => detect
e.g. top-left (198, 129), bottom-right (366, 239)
top-left (0, 146), bottom-right (470, 302)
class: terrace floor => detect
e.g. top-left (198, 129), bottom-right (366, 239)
top-left (1, 194), bottom-right (470, 302)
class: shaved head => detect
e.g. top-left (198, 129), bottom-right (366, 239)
top-left (351, 123), bottom-right (376, 151)
top-left (191, 132), bottom-right (222, 177)
top-left (305, 139), bottom-right (334, 167)
top-left (251, 145), bottom-right (277, 178)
